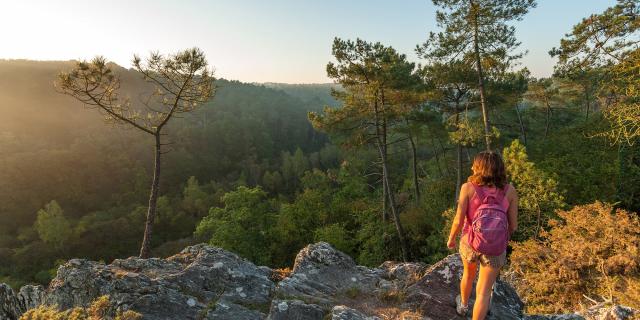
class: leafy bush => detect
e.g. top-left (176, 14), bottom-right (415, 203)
top-left (503, 139), bottom-right (565, 240)
top-left (509, 202), bottom-right (640, 313)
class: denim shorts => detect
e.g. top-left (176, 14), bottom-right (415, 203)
top-left (459, 240), bottom-right (506, 268)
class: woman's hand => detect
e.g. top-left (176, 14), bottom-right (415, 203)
top-left (447, 237), bottom-right (457, 250)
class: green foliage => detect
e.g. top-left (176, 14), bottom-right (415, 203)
top-left (34, 201), bottom-right (72, 249)
top-left (195, 186), bottom-right (276, 265)
top-left (314, 224), bottom-right (354, 256)
top-left (550, 0), bottom-right (638, 72)
top-left (503, 140), bottom-right (565, 240)
top-left (418, 0), bottom-right (537, 70)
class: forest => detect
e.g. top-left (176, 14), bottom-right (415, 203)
top-left (0, 0), bottom-right (638, 314)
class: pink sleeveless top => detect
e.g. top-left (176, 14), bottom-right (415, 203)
top-left (461, 183), bottom-right (510, 242)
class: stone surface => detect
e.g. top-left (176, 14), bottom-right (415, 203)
top-left (0, 242), bottom-right (637, 320)
top-left (41, 244), bottom-right (274, 320)
top-left (0, 284), bottom-right (45, 320)
top-left (266, 299), bottom-right (325, 320)
top-left (403, 253), bottom-right (524, 320)
top-left (275, 242), bottom-right (380, 307)
top-left (331, 305), bottom-right (380, 320)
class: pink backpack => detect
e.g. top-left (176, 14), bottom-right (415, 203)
top-left (467, 184), bottom-right (509, 256)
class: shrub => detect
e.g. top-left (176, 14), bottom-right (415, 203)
top-left (19, 295), bottom-right (142, 320)
top-left (509, 202), bottom-right (640, 313)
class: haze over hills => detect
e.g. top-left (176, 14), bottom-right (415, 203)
top-left (1, 1), bottom-right (639, 318)
top-left (0, 60), bottom-right (337, 280)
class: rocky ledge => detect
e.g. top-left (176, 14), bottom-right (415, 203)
top-left (0, 242), bottom-right (637, 320)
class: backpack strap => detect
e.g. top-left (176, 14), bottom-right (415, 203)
top-left (470, 183), bottom-right (486, 202)
top-left (472, 183), bottom-right (508, 205)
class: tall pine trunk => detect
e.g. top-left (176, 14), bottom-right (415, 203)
top-left (375, 94), bottom-right (410, 261)
top-left (585, 89), bottom-right (591, 121)
top-left (515, 103), bottom-right (528, 146)
top-left (472, 2), bottom-right (492, 151)
top-left (139, 133), bottom-right (162, 258)
top-left (382, 171), bottom-right (389, 221)
top-left (544, 100), bottom-right (551, 140)
top-left (406, 120), bottom-right (420, 205)
top-left (454, 105), bottom-right (463, 205)
top-left (378, 142), bottom-right (410, 262)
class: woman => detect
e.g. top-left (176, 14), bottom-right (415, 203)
top-left (447, 151), bottom-right (518, 320)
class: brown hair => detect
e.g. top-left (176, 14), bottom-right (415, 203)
top-left (467, 151), bottom-right (507, 189)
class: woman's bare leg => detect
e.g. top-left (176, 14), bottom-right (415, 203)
top-left (472, 264), bottom-right (500, 320)
top-left (460, 259), bottom-right (478, 306)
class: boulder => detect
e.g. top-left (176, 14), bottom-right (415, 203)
top-left (275, 242), bottom-right (380, 307)
top-left (43, 244), bottom-right (274, 319)
top-left (331, 305), bottom-right (380, 320)
top-left (403, 253), bottom-right (524, 320)
top-left (267, 299), bottom-right (325, 320)
top-left (0, 284), bottom-right (45, 320)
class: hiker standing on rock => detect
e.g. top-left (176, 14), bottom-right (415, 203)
top-left (447, 151), bottom-right (519, 320)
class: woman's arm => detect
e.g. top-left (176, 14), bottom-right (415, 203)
top-left (447, 183), bottom-right (469, 249)
top-left (507, 185), bottom-right (519, 235)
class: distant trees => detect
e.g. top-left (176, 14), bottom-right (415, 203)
top-left (56, 48), bottom-right (216, 258)
top-left (34, 200), bottom-right (71, 249)
top-left (418, 0), bottom-right (537, 150)
top-left (195, 186), bottom-right (276, 265)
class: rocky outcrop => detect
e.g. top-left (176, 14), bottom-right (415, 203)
top-left (0, 242), bottom-right (637, 320)
top-left (267, 299), bottom-right (325, 320)
top-left (0, 284), bottom-right (45, 320)
top-left (35, 244), bottom-right (273, 320)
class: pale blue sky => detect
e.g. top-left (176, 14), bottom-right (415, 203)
top-left (0, 0), bottom-right (616, 83)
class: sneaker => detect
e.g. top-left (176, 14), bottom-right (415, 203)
top-left (455, 294), bottom-right (469, 316)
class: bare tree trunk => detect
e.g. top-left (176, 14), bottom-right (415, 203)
top-left (515, 103), bottom-right (528, 146)
top-left (379, 143), bottom-right (410, 262)
top-left (454, 103), bottom-right (463, 205)
top-left (456, 144), bottom-right (463, 204)
top-left (471, 1), bottom-right (492, 151)
top-left (406, 120), bottom-right (420, 205)
top-left (375, 91), bottom-right (409, 261)
top-left (435, 136), bottom-right (452, 177)
top-left (139, 133), bottom-right (162, 258)
top-left (430, 136), bottom-right (444, 177)
top-left (544, 101), bottom-right (551, 140)
top-left (382, 171), bottom-right (389, 221)
top-left (585, 89), bottom-right (591, 121)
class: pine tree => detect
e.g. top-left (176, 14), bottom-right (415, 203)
top-left (418, 0), bottom-right (537, 150)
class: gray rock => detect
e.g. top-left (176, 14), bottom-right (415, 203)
top-left (377, 261), bottom-right (427, 283)
top-left (204, 301), bottom-right (266, 320)
top-left (524, 314), bottom-right (585, 320)
top-left (581, 304), bottom-right (638, 320)
top-left (42, 244), bottom-right (274, 319)
top-left (16, 285), bottom-right (45, 312)
top-left (0, 283), bottom-right (45, 320)
top-left (0, 284), bottom-right (20, 320)
top-left (2, 242), bottom-right (637, 320)
top-left (331, 305), bottom-right (380, 320)
top-left (403, 253), bottom-right (524, 320)
top-left (267, 299), bottom-right (325, 320)
top-left (276, 242), bottom-right (379, 307)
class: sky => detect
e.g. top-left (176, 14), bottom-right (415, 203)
top-left (0, 0), bottom-right (617, 83)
